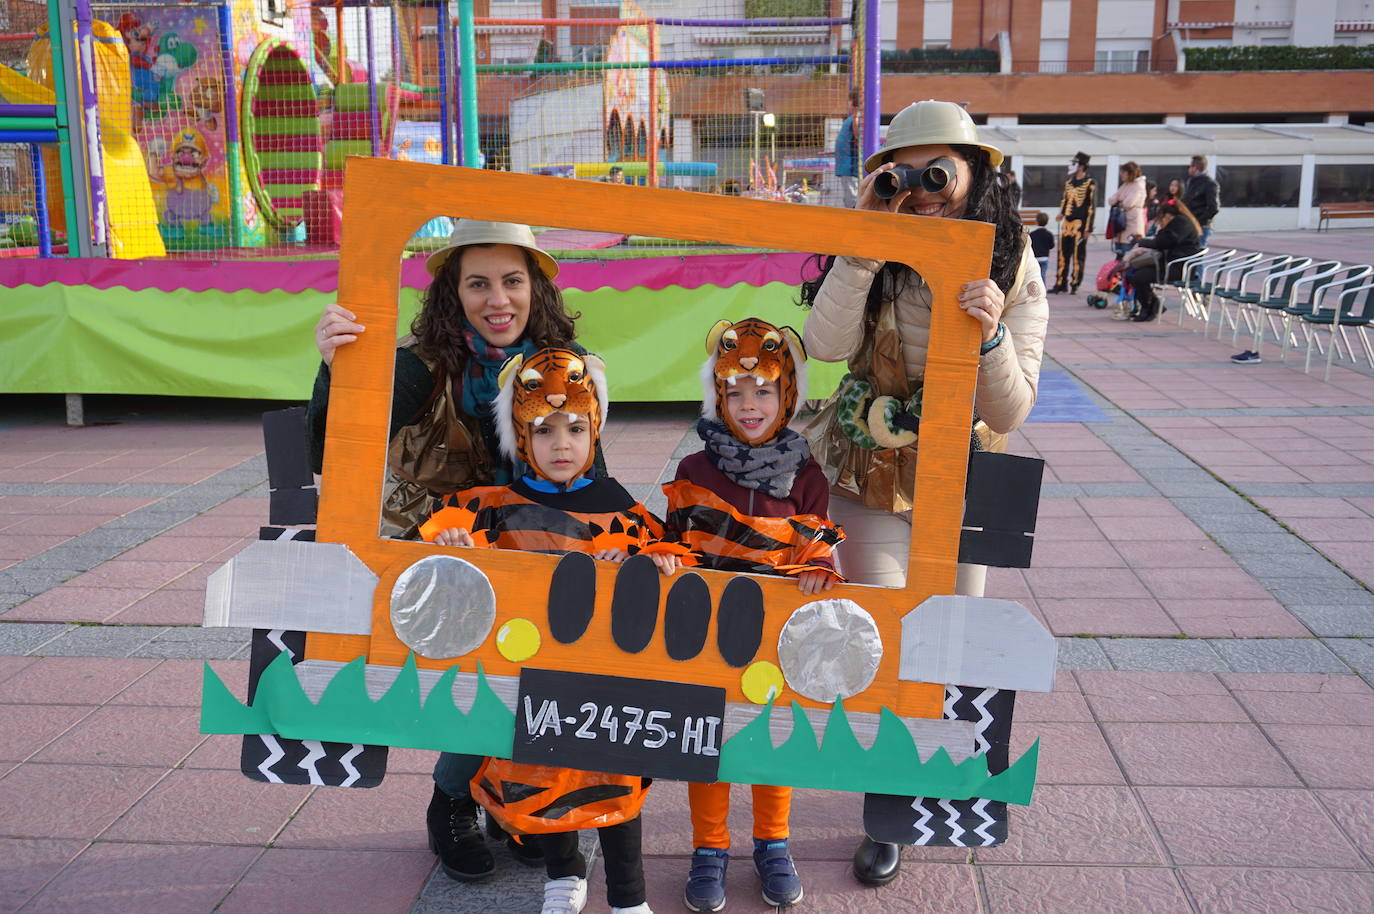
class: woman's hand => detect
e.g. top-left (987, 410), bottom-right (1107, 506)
top-left (594, 548), bottom-right (631, 563)
top-left (434, 527), bottom-right (474, 547)
top-left (959, 278), bottom-right (1006, 343)
top-left (797, 570), bottom-right (836, 595)
top-left (855, 163), bottom-right (909, 214)
top-left (316, 303), bottom-right (365, 366)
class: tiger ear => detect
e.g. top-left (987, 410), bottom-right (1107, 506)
top-left (705, 319), bottom-right (733, 354)
top-left (496, 353), bottom-right (525, 391)
top-left (779, 326), bottom-right (807, 362)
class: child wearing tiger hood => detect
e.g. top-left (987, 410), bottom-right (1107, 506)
top-left (665, 317), bottom-right (845, 912)
top-left (421, 347), bottom-right (680, 914)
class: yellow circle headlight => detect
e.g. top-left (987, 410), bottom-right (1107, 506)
top-left (496, 618), bottom-right (541, 662)
top-left (741, 660), bottom-right (784, 705)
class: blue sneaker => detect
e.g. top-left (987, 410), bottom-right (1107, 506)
top-left (684, 847), bottom-right (728, 912)
top-left (753, 838), bottom-right (803, 906)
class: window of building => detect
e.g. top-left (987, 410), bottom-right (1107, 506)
top-left (1039, 38), bottom-right (1068, 72)
top-left (1315, 164), bottom-right (1374, 204)
top-left (1216, 164), bottom-right (1302, 207)
top-left (1095, 48), bottom-right (1149, 73)
top-left (1022, 165), bottom-right (1106, 207)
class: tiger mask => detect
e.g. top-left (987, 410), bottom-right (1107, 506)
top-left (701, 317), bottom-right (807, 444)
top-left (496, 348), bottom-right (609, 483)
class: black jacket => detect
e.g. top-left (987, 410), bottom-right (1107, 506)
top-left (1184, 173), bottom-right (1219, 226)
top-left (1137, 216), bottom-right (1202, 280)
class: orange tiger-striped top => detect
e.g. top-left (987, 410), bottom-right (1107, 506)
top-left (419, 476), bottom-right (687, 560)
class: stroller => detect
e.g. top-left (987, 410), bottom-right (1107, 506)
top-left (1086, 258), bottom-right (1135, 315)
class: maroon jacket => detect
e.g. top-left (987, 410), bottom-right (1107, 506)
top-left (673, 451), bottom-right (830, 519)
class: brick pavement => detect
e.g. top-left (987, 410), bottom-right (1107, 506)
top-left (3, 229), bottom-right (1374, 913)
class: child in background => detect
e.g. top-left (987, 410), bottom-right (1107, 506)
top-left (421, 347), bottom-right (679, 914)
top-left (1029, 211), bottom-right (1055, 285)
top-left (664, 318), bottom-right (845, 912)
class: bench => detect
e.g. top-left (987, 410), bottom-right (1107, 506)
top-left (1318, 202), bottom-right (1374, 231)
top-left (1017, 208), bottom-right (1045, 226)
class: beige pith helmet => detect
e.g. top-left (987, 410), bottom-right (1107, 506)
top-left (424, 219), bottom-right (560, 280)
top-left (863, 99), bottom-right (1004, 174)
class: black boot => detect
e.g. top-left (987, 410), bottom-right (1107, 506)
top-left (484, 807), bottom-right (544, 866)
top-left (427, 785), bottom-right (495, 881)
top-left (852, 835), bottom-right (902, 887)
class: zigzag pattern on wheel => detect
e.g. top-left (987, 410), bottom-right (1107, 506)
top-left (862, 684), bottom-right (1016, 846)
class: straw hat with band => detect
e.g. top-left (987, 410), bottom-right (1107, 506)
top-left (424, 219), bottom-right (560, 280)
top-left (863, 99), bottom-right (1003, 174)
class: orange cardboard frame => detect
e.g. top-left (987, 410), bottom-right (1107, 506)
top-left (309, 157), bottom-right (994, 720)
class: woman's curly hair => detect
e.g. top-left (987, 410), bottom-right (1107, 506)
top-left (411, 245), bottom-right (579, 378)
top-left (799, 144), bottom-right (1024, 310)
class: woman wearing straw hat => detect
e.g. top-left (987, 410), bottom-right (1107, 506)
top-left (306, 219), bottom-right (593, 885)
top-left (798, 99), bottom-right (1049, 886)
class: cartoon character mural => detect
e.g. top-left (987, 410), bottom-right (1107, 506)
top-left (114, 6), bottom-right (232, 247)
top-left (158, 127), bottom-right (219, 229)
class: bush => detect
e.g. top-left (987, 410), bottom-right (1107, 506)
top-left (881, 47), bottom-right (998, 74)
top-left (1185, 44), bottom-right (1374, 71)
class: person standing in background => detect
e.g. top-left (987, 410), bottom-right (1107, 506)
top-left (1184, 155), bottom-right (1220, 246)
top-left (1005, 168), bottom-right (1022, 207)
top-left (834, 89), bottom-right (861, 208)
top-left (1051, 151), bottom-right (1096, 294)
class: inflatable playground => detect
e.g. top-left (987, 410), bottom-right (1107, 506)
top-left (0, 0), bottom-right (879, 403)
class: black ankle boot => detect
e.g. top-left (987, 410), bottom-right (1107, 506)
top-left (852, 835), bottom-right (902, 886)
top-left (484, 808), bottom-right (544, 866)
top-left (427, 785), bottom-right (495, 881)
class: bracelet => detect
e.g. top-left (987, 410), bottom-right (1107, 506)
top-left (979, 322), bottom-right (1006, 355)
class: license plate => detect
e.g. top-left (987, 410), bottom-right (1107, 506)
top-left (512, 668), bottom-right (727, 782)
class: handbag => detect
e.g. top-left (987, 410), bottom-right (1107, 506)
top-left (1105, 204), bottom-right (1125, 240)
top-left (380, 339), bottom-right (493, 537)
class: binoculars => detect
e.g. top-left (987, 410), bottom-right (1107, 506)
top-left (873, 157), bottom-right (957, 200)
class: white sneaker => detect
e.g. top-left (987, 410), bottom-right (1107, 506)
top-left (542, 876), bottom-right (588, 914)
top-left (611, 905), bottom-right (653, 914)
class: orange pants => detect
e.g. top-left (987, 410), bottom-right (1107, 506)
top-left (687, 781), bottom-right (791, 849)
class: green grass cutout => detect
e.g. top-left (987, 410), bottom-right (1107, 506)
top-left (202, 658), bottom-right (1038, 804)
top-left (201, 652), bottom-right (514, 758)
top-left (716, 700), bottom-right (1040, 806)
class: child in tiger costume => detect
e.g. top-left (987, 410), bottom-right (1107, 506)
top-left (666, 317), bottom-right (845, 912)
top-left (421, 347), bottom-right (680, 914)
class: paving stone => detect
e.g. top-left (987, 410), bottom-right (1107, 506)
top-left (0, 567), bottom-right (76, 595)
top-left (1323, 638), bottom-right (1374, 675)
top-left (1208, 532), bottom-right (1323, 555)
top-left (1098, 638), bottom-right (1227, 672)
top-left (102, 483), bottom-right (182, 497)
top-left (1054, 637), bottom-right (1114, 670)
top-left (0, 623), bottom-right (73, 655)
top-left (1172, 496), bottom-right (1260, 516)
top-left (132, 638), bottom-right (239, 661)
top-left (98, 511), bottom-right (191, 533)
top-left (1232, 551), bottom-right (1345, 579)
top-left (0, 483), bottom-right (116, 497)
top-left (1041, 483), bottom-right (1087, 498)
top-left (1151, 480), bottom-right (1234, 497)
top-left (1286, 605), bottom-right (1374, 638)
top-left (1073, 483), bottom-right (1159, 497)
top-left (1209, 639), bottom-right (1350, 674)
top-left (1189, 512), bottom-right (1289, 534)
top-left (33, 625), bottom-right (168, 658)
top-left (1264, 580), bottom-right (1374, 607)
top-left (413, 831), bottom-right (598, 914)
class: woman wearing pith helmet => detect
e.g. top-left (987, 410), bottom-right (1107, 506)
top-left (799, 99), bottom-right (1049, 885)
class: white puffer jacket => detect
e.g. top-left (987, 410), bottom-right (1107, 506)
top-left (803, 244), bottom-right (1049, 434)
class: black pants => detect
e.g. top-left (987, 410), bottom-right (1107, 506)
top-left (1056, 231), bottom-right (1088, 290)
top-left (538, 817), bottom-right (645, 908)
top-left (1132, 261), bottom-right (1161, 318)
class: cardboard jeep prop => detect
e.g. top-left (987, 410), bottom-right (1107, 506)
top-left (200, 159), bottom-right (1056, 847)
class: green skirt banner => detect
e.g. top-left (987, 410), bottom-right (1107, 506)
top-left (0, 281), bottom-right (844, 402)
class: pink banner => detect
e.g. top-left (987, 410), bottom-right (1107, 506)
top-left (0, 252), bottom-right (815, 295)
